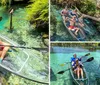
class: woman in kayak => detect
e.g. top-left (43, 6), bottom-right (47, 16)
top-left (71, 54), bottom-right (83, 79)
top-left (0, 40), bottom-right (10, 63)
top-left (73, 59), bottom-right (84, 79)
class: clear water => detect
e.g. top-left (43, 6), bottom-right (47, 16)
top-left (50, 5), bottom-right (100, 41)
top-left (0, 7), bottom-right (9, 30)
top-left (50, 47), bottom-right (100, 85)
top-left (0, 6), bottom-right (49, 84)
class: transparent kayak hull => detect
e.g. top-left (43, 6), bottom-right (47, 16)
top-left (0, 34), bottom-right (49, 84)
top-left (69, 63), bottom-right (89, 85)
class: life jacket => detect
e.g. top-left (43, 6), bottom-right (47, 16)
top-left (71, 57), bottom-right (81, 67)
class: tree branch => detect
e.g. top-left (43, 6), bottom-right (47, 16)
top-left (75, 7), bottom-right (100, 22)
top-left (82, 14), bottom-right (100, 22)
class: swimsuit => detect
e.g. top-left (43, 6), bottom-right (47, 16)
top-left (69, 25), bottom-right (77, 31)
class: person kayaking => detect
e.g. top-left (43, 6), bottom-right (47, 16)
top-left (69, 9), bottom-right (79, 22)
top-left (71, 54), bottom-right (84, 80)
top-left (74, 59), bottom-right (84, 80)
top-left (0, 40), bottom-right (10, 63)
top-left (69, 9), bottom-right (85, 28)
top-left (68, 16), bottom-right (80, 35)
top-left (61, 6), bottom-right (69, 20)
top-left (71, 54), bottom-right (81, 63)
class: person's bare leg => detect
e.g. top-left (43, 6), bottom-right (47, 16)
top-left (80, 68), bottom-right (84, 79)
top-left (75, 28), bottom-right (79, 35)
top-left (0, 47), bottom-right (10, 59)
top-left (79, 23), bottom-right (84, 27)
top-left (77, 68), bottom-right (80, 79)
top-left (74, 69), bottom-right (77, 74)
top-left (0, 43), bottom-right (10, 60)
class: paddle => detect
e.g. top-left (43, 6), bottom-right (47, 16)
top-left (60, 53), bottom-right (90, 66)
top-left (0, 45), bottom-right (48, 52)
top-left (57, 57), bottom-right (94, 74)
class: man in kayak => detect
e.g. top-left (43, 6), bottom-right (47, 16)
top-left (69, 9), bottom-right (85, 28)
top-left (69, 9), bottom-right (79, 22)
top-left (61, 6), bottom-right (69, 20)
top-left (0, 40), bottom-right (10, 63)
top-left (71, 54), bottom-right (84, 79)
top-left (71, 54), bottom-right (81, 64)
top-left (68, 16), bottom-right (80, 35)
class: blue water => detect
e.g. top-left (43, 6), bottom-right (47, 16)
top-left (50, 47), bottom-right (100, 85)
top-left (0, 7), bottom-right (9, 30)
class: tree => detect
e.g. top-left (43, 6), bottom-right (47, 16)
top-left (51, 0), bottom-right (82, 7)
top-left (27, 0), bottom-right (48, 33)
top-left (0, 0), bottom-right (7, 5)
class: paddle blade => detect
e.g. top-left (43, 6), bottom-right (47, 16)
top-left (85, 53), bottom-right (90, 56)
top-left (86, 57), bottom-right (94, 62)
top-left (60, 64), bottom-right (65, 66)
top-left (57, 71), bottom-right (65, 74)
top-left (57, 68), bottom-right (70, 74)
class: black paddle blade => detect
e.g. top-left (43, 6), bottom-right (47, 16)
top-left (57, 68), bottom-right (70, 74)
top-left (57, 71), bottom-right (65, 74)
top-left (85, 53), bottom-right (90, 56)
top-left (86, 57), bottom-right (94, 62)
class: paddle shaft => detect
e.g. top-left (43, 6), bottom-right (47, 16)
top-left (58, 57), bottom-right (94, 74)
top-left (60, 53), bottom-right (90, 66)
top-left (0, 45), bottom-right (48, 52)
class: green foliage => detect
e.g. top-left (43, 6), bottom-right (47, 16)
top-left (0, 0), bottom-right (8, 5)
top-left (78, 0), bottom-right (96, 16)
top-left (27, 0), bottom-right (48, 26)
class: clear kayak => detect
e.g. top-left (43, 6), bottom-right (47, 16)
top-left (69, 63), bottom-right (89, 85)
top-left (62, 16), bottom-right (86, 41)
top-left (0, 34), bottom-right (49, 84)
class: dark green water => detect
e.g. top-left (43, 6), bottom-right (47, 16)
top-left (50, 47), bottom-right (100, 85)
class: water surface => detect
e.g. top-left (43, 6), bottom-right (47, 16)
top-left (50, 47), bottom-right (100, 85)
